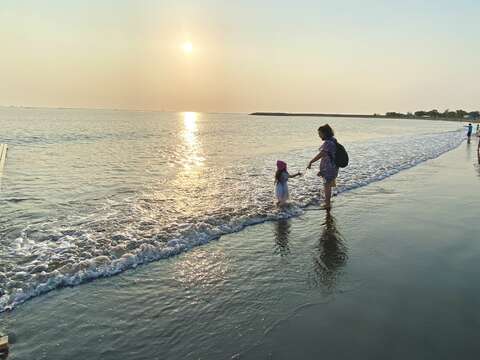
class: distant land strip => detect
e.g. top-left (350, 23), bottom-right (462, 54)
top-left (251, 112), bottom-right (382, 118)
top-left (250, 112), bottom-right (477, 121)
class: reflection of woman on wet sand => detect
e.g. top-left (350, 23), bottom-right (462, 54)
top-left (312, 212), bottom-right (348, 290)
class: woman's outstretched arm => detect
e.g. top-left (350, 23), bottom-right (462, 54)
top-left (307, 152), bottom-right (324, 169)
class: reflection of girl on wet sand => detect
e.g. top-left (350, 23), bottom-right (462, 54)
top-left (273, 219), bottom-right (291, 256)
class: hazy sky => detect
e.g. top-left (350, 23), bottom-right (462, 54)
top-left (1, 0), bottom-right (479, 113)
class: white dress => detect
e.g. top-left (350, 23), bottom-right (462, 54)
top-left (275, 172), bottom-right (289, 202)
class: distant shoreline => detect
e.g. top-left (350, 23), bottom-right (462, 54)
top-left (250, 112), bottom-right (474, 122)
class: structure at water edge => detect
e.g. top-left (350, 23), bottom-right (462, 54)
top-left (0, 335), bottom-right (9, 358)
top-left (0, 144), bottom-right (7, 172)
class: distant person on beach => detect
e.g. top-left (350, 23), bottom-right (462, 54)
top-left (274, 160), bottom-right (302, 206)
top-left (467, 123), bottom-right (473, 143)
top-left (307, 124), bottom-right (339, 211)
top-left (476, 124), bottom-right (479, 137)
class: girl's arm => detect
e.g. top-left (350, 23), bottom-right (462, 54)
top-left (289, 171), bottom-right (302, 178)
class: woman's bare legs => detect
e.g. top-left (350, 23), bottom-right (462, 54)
top-left (323, 183), bottom-right (332, 211)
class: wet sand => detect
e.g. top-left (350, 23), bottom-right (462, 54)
top-left (1, 140), bottom-right (479, 360)
top-left (246, 141), bottom-right (480, 359)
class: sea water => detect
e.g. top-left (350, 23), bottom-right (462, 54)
top-left (0, 107), bottom-right (464, 312)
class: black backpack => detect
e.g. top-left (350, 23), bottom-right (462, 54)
top-left (334, 141), bottom-right (349, 168)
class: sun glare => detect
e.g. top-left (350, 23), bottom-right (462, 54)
top-left (183, 112), bottom-right (197, 133)
top-left (182, 42), bottom-right (193, 54)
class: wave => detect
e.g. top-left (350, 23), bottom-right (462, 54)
top-left (0, 129), bottom-right (465, 312)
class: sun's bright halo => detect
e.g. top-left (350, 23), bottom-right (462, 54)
top-left (182, 42), bottom-right (193, 54)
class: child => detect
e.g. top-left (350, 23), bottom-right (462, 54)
top-left (307, 124), bottom-right (339, 211)
top-left (275, 160), bottom-right (302, 206)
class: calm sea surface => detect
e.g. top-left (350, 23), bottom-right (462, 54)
top-left (0, 107), bottom-right (464, 312)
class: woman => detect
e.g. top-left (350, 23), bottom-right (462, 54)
top-left (307, 124), bottom-right (339, 211)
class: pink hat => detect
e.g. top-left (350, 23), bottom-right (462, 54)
top-left (276, 160), bottom-right (287, 171)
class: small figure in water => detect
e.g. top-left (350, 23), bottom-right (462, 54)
top-left (274, 160), bottom-right (302, 206)
top-left (307, 124), bottom-right (339, 211)
top-left (467, 123), bottom-right (473, 143)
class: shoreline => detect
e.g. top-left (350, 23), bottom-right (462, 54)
top-left (250, 111), bottom-right (477, 122)
top-left (1, 141), bottom-right (479, 359)
top-left (0, 129), bottom-right (465, 314)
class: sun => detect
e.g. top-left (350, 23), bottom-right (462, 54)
top-left (182, 42), bottom-right (193, 54)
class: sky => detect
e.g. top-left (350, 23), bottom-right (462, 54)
top-left (1, 0), bottom-right (480, 113)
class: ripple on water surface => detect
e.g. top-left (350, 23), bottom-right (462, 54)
top-left (0, 109), bottom-right (465, 312)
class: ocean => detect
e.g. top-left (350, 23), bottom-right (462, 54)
top-left (0, 107), bottom-right (464, 313)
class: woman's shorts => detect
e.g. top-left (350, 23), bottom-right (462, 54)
top-left (324, 178), bottom-right (337, 187)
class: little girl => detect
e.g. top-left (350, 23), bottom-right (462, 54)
top-left (275, 160), bottom-right (302, 206)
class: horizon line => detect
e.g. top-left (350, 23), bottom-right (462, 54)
top-left (0, 104), bottom-right (250, 115)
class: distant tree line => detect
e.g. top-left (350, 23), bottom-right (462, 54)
top-left (384, 109), bottom-right (480, 119)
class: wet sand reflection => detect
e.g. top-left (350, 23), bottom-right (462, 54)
top-left (311, 212), bottom-right (348, 291)
top-left (273, 219), bottom-right (291, 256)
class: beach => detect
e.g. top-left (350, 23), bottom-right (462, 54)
top-left (1, 121), bottom-right (478, 359)
top-left (3, 1), bottom-right (480, 359)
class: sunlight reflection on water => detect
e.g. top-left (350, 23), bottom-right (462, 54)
top-left (181, 112), bottom-right (205, 168)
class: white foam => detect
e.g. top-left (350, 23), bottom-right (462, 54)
top-left (0, 129), bottom-right (465, 312)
